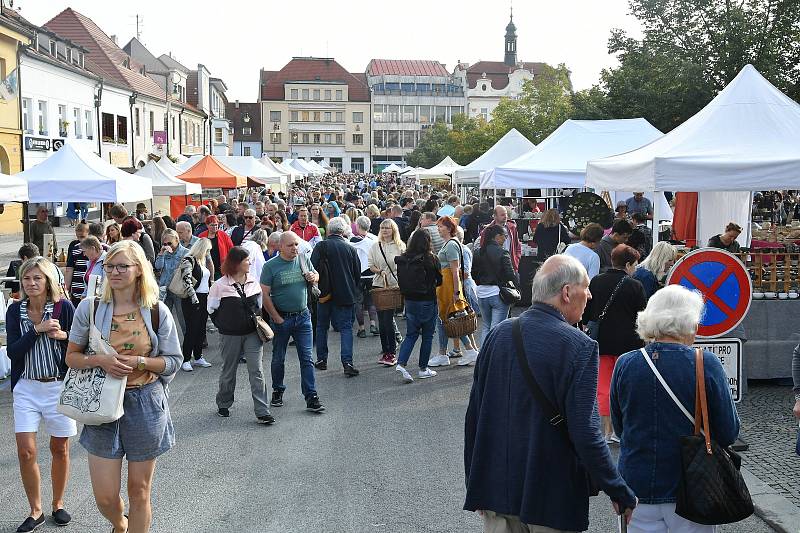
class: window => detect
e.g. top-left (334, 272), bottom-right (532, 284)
top-left (351, 157), bottom-right (364, 172)
top-left (290, 88), bottom-right (298, 99)
top-left (435, 106), bottom-right (447, 123)
top-left (418, 105), bottom-right (431, 124)
top-left (215, 128), bottom-right (223, 143)
top-left (301, 111), bottom-right (310, 122)
top-left (335, 90), bottom-right (343, 101)
top-left (451, 106), bottom-right (464, 119)
top-left (480, 108), bottom-right (489, 120)
top-left (21, 98), bottom-right (31, 133)
top-left (134, 108), bottom-right (140, 136)
top-left (149, 111), bottom-right (154, 137)
top-left (403, 130), bottom-right (416, 148)
top-left (243, 146), bottom-right (251, 156)
top-left (324, 89), bottom-right (331, 100)
top-left (329, 157), bottom-right (342, 171)
top-left (353, 111), bottom-right (363, 123)
top-left (171, 116), bottom-right (176, 139)
top-left (290, 110), bottom-right (299, 121)
top-left (38, 100), bottom-right (49, 135)
top-left (313, 111), bottom-right (321, 122)
top-left (353, 133), bottom-right (363, 145)
top-left (373, 105), bottom-right (385, 123)
top-left (335, 111), bottom-right (343, 122)
top-left (270, 111), bottom-right (281, 122)
top-left (313, 89), bottom-right (320, 100)
top-left (403, 105), bottom-right (416, 123)
top-left (401, 83), bottom-right (414, 93)
top-left (116, 115), bottom-right (128, 144)
top-left (387, 130), bottom-right (399, 148)
top-left (73, 108), bottom-right (81, 137)
top-left (374, 130), bottom-right (384, 148)
top-left (243, 126), bottom-right (252, 135)
top-left (182, 119), bottom-right (187, 143)
top-left (387, 105), bottom-right (399, 122)
top-left (313, 133), bottom-right (321, 144)
top-left (270, 133), bottom-right (281, 144)
top-left (302, 133), bottom-right (309, 143)
top-left (324, 133), bottom-right (331, 144)
top-left (101, 112), bottom-right (114, 141)
top-left (335, 133), bottom-right (343, 144)
top-left (302, 89), bottom-right (309, 100)
top-left (323, 111), bottom-right (331, 122)
top-left (58, 104), bottom-right (67, 136)
top-left (85, 110), bottom-right (93, 139)
top-left (291, 132), bottom-right (299, 143)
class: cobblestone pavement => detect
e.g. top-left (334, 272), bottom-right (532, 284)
top-left (737, 380), bottom-right (800, 508)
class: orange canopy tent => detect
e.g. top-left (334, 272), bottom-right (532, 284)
top-left (170, 156), bottom-right (247, 217)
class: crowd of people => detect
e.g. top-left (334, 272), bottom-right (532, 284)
top-left (4, 173), bottom-right (752, 533)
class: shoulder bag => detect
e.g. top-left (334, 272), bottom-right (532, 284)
top-left (639, 347), bottom-right (753, 524)
top-left (585, 276), bottom-right (626, 340)
top-left (371, 242), bottom-right (403, 311)
top-left (57, 277), bottom-right (126, 425)
top-left (167, 255), bottom-right (198, 298)
top-left (442, 239), bottom-right (477, 338)
top-left (234, 282), bottom-right (273, 343)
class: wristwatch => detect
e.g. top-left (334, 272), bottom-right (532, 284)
top-left (137, 356), bottom-right (146, 371)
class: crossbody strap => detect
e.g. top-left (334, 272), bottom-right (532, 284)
top-left (233, 282), bottom-right (257, 321)
top-left (598, 276), bottom-right (627, 323)
top-left (378, 242), bottom-right (398, 282)
top-left (639, 347), bottom-right (696, 426)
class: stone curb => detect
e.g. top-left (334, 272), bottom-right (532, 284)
top-left (742, 467), bottom-right (800, 533)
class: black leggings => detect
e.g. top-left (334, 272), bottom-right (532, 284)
top-left (181, 293), bottom-right (208, 362)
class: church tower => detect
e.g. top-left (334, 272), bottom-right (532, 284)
top-left (504, 7), bottom-right (517, 67)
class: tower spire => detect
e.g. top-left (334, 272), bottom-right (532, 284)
top-left (504, 3), bottom-right (518, 66)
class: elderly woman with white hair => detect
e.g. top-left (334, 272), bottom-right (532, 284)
top-left (610, 285), bottom-right (740, 533)
top-left (632, 241), bottom-right (677, 300)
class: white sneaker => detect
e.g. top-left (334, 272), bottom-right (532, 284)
top-left (192, 357), bottom-right (212, 368)
top-left (418, 368), bottom-right (437, 379)
top-left (457, 349), bottom-right (479, 366)
top-left (427, 354), bottom-right (450, 367)
top-left (180, 361), bottom-right (193, 372)
top-left (396, 365), bottom-right (414, 383)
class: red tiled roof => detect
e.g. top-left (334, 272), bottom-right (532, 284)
top-left (366, 59), bottom-right (449, 77)
top-left (465, 60), bottom-right (546, 90)
top-left (259, 57), bottom-right (369, 101)
top-left (44, 8), bottom-right (166, 101)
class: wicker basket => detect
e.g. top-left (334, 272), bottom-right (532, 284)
top-left (443, 300), bottom-right (478, 338)
top-left (371, 273), bottom-right (403, 311)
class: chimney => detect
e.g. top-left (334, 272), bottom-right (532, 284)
top-left (235, 100), bottom-right (240, 109)
top-left (110, 35), bottom-right (118, 45)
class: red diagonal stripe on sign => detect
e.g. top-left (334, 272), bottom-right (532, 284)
top-left (683, 268), bottom-right (736, 316)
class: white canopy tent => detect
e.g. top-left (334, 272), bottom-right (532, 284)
top-left (417, 156), bottom-right (463, 179)
top-left (155, 156), bottom-right (184, 177)
top-left (285, 158), bottom-right (315, 176)
top-left (210, 156), bottom-right (289, 186)
top-left (452, 129), bottom-right (536, 185)
top-left (0, 173), bottom-right (29, 202)
top-left (382, 163), bottom-right (403, 173)
top-left (399, 166), bottom-right (422, 175)
top-left (481, 119), bottom-right (663, 190)
top-left (304, 159), bottom-right (329, 175)
top-left (17, 142), bottom-right (152, 202)
top-left (180, 155), bottom-right (203, 171)
top-left (586, 65), bottom-right (798, 247)
top-left (135, 159), bottom-right (201, 196)
top-left (258, 156), bottom-right (302, 182)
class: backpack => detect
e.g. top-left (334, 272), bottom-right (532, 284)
top-left (395, 253), bottom-right (430, 298)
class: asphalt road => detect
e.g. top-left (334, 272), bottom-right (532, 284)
top-left (0, 318), bottom-right (777, 532)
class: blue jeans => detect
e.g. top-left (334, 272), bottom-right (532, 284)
top-left (316, 302), bottom-right (354, 365)
top-left (397, 300), bottom-right (437, 369)
top-left (478, 293), bottom-right (511, 345)
top-left (436, 316), bottom-right (472, 352)
top-left (271, 310), bottom-right (316, 399)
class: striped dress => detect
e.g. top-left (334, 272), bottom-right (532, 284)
top-left (66, 239), bottom-right (88, 304)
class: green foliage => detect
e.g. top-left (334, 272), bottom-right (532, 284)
top-left (405, 123), bottom-right (453, 168)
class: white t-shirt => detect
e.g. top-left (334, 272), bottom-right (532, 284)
top-left (196, 263), bottom-right (211, 294)
top-left (563, 242), bottom-right (600, 279)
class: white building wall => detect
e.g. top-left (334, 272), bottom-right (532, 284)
top-left (97, 85), bottom-right (133, 167)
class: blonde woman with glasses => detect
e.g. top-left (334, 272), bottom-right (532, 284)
top-left (6, 257), bottom-right (76, 532)
top-left (368, 219), bottom-right (405, 366)
top-left (66, 241), bottom-right (181, 533)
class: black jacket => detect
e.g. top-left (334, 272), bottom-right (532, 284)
top-left (582, 269), bottom-right (646, 356)
top-left (472, 242), bottom-right (518, 288)
top-left (395, 252), bottom-right (442, 301)
top-left (534, 224), bottom-right (571, 260)
top-left (311, 235), bottom-right (361, 306)
top-left (231, 224), bottom-right (259, 246)
top-left (466, 210), bottom-right (492, 244)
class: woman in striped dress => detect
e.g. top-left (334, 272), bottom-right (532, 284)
top-left (64, 222), bottom-right (89, 307)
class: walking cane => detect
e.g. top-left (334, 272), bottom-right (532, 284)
top-left (618, 507), bottom-right (628, 533)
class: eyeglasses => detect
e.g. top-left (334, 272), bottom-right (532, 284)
top-left (103, 264), bottom-right (133, 274)
top-left (244, 216), bottom-right (255, 219)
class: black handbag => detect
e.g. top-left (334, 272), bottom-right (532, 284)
top-left (499, 282), bottom-right (521, 305)
top-left (642, 347), bottom-right (753, 525)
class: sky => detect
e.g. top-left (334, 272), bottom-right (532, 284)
top-left (18, 0), bottom-right (642, 102)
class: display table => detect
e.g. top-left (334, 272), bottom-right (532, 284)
top-left (740, 300), bottom-right (797, 379)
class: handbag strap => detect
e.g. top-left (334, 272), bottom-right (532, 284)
top-left (598, 276), bottom-right (627, 323)
top-left (378, 242), bottom-right (398, 282)
top-left (694, 348), bottom-right (713, 453)
top-left (233, 281), bottom-right (258, 321)
top-left (513, 318), bottom-right (567, 430)
top-left (447, 238), bottom-right (466, 283)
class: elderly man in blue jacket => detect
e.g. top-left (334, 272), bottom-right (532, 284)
top-left (464, 254), bottom-right (637, 532)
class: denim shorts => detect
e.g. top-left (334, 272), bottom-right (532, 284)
top-left (79, 380), bottom-right (175, 462)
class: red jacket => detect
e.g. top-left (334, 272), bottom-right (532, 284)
top-left (290, 220), bottom-right (320, 242)
top-left (198, 229), bottom-right (234, 264)
top-left (479, 220), bottom-right (522, 271)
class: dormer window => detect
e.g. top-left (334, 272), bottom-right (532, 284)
top-left (123, 58), bottom-right (130, 69)
top-left (49, 40), bottom-right (56, 56)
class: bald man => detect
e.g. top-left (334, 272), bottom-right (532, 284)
top-left (479, 205), bottom-right (522, 270)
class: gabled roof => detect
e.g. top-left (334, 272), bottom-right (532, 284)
top-left (464, 60), bottom-right (546, 90)
top-left (227, 102), bottom-right (261, 141)
top-left (259, 57), bottom-right (369, 101)
top-left (44, 8), bottom-right (166, 101)
top-left (366, 59), bottom-right (449, 77)
top-left (158, 53), bottom-right (189, 73)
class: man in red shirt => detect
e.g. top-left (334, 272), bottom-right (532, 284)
top-left (290, 206), bottom-right (320, 242)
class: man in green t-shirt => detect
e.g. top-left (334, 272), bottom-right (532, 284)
top-left (261, 232), bottom-right (324, 413)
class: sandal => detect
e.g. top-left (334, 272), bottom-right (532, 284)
top-left (111, 514), bottom-right (128, 533)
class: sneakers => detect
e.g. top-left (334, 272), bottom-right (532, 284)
top-left (52, 509), bottom-right (71, 526)
top-left (343, 363), bottom-right (360, 377)
top-left (378, 353), bottom-right (397, 366)
top-left (271, 390), bottom-right (284, 407)
top-left (369, 324), bottom-right (379, 335)
top-left (418, 368), bottom-right (438, 379)
top-left (457, 349), bottom-right (479, 366)
top-left (396, 364), bottom-right (414, 383)
top-left (606, 433), bottom-right (621, 445)
top-left (180, 361), bottom-right (193, 372)
top-left (306, 395), bottom-right (325, 412)
top-left (192, 357), bottom-right (212, 368)
top-left (256, 413), bottom-right (276, 425)
top-left (314, 360), bottom-right (327, 370)
top-left (395, 331), bottom-right (403, 344)
top-left (428, 354), bottom-right (450, 367)
top-left (357, 329), bottom-right (367, 338)
top-left (447, 348), bottom-right (463, 358)
top-left (16, 514), bottom-right (45, 532)
top-left (217, 407), bottom-right (230, 418)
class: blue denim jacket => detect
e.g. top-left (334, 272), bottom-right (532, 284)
top-left (154, 245), bottom-right (188, 286)
top-left (610, 342), bottom-right (740, 504)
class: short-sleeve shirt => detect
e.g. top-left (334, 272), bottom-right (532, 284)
top-left (438, 239), bottom-right (461, 270)
top-left (626, 196), bottom-right (653, 216)
top-left (260, 255), bottom-right (312, 313)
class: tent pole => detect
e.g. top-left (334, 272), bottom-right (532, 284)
top-left (653, 192), bottom-right (661, 250)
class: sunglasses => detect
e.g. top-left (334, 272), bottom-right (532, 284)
top-left (244, 216), bottom-right (255, 219)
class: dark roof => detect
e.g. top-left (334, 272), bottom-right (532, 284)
top-left (0, 7), bottom-right (36, 39)
top-left (23, 46), bottom-right (99, 81)
top-left (187, 70), bottom-right (199, 108)
top-left (366, 59), bottom-right (449, 77)
top-left (44, 8), bottom-right (166, 101)
top-left (259, 57), bottom-right (369, 101)
top-left (464, 60), bottom-right (546, 90)
top-left (158, 53), bottom-right (189, 73)
top-left (227, 102), bottom-right (261, 141)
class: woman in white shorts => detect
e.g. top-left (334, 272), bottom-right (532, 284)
top-left (6, 256), bottom-right (77, 532)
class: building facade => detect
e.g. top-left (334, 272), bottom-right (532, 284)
top-left (452, 12), bottom-right (546, 121)
top-left (259, 57), bottom-right (371, 172)
top-left (209, 77), bottom-right (231, 156)
top-left (228, 101), bottom-right (262, 157)
top-left (366, 59), bottom-right (465, 169)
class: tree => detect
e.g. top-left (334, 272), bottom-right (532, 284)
top-left (405, 122), bottom-right (452, 168)
top-left (448, 114), bottom-right (504, 165)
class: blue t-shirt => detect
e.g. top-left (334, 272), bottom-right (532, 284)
top-left (260, 255), bottom-right (312, 313)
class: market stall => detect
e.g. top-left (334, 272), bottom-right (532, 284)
top-left (209, 156), bottom-right (289, 190)
top-left (171, 155), bottom-right (247, 216)
top-left (452, 128), bottom-right (535, 186)
top-left (381, 163), bottom-right (403, 174)
top-left (258, 156), bottom-right (301, 183)
top-left (135, 159), bottom-right (201, 216)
